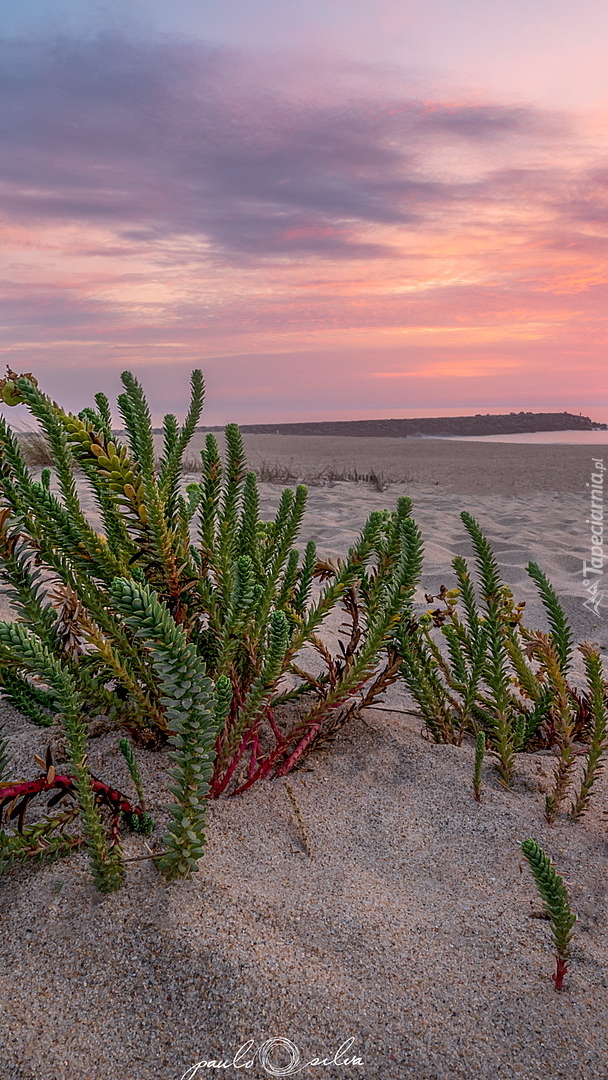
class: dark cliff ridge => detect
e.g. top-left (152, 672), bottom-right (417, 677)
top-left (183, 411), bottom-right (606, 439)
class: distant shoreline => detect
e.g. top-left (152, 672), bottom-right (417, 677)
top-left (133, 410), bottom-right (607, 439)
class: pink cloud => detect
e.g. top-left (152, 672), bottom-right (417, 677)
top-left (0, 33), bottom-right (606, 423)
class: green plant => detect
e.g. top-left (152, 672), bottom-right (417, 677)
top-left (112, 575), bottom-right (230, 879)
top-left (0, 621), bottom-right (125, 891)
top-left (521, 838), bottom-right (576, 990)
top-left (398, 512), bottom-right (605, 794)
top-left (208, 499), bottom-right (423, 796)
top-left (398, 514), bottom-right (528, 781)
top-left (118, 737), bottom-right (154, 832)
top-left (0, 366), bottom-right (423, 888)
top-left (570, 642), bottom-right (608, 821)
top-left (524, 631), bottom-right (578, 823)
top-left (0, 745), bottom-right (149, 878)
top-left (119, 737), bottom-right (147, 808)
top-left (0, 368), bottom-right (423, 790)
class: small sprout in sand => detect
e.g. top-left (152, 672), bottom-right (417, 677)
top-left (119, 738), bottom-right (143, 796)
top-left (521, 838), bottom-right (576, 990)
top-left (473, 731), bottom-right (485, 802)
top-left (119, 737), bottom-right (154, 834)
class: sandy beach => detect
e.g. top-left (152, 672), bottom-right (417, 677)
top-left (1, 436), bottom-right (607, 1080)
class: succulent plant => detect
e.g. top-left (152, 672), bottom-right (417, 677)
top-left (521, 839), bottom-right (576, 990)
top-left (0, 366), bottom-right (423, 887)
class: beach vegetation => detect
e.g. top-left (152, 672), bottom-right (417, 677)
top-left (569, 642), bottom-right (608, 821)
top-left (521, 838), bottom-right (577, 990)
top-left (0, 742), bottom-right (152, 886)
top-left (398, 513), bottom-right (607, 801)
top-left (0, 367), bottom-right (423, 887)
top-left (0, 366), bottom-right (605, 895)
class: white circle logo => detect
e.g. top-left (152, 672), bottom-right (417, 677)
top-left (257, 1037), bottom-right (301, 1076)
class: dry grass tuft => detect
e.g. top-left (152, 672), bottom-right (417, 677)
top-left (14, 440), bottom-right (408, 493)
top-left (15, 432), bottom-right (55, 467)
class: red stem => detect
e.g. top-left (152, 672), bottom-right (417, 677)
top-left (229, 737), bottom-right (290, 795)
top-left (210, 728), bottom-right (254, 798)
top-left (248, 731), bottom-right (261, 779)
top-left (230, 684), bottom-right (368, 795)
top-left (0, 773), bottom-right (145, 821)
top-left (224, 676), bottom-right (371, 796)
top-left (275, 722), bottom-right (322, 776)
top-left (276, 675), bottom-right (370, 777)
top-left (109, 813), bottom-right (122, 848)
top-left (553, 955), bottom-right (568, 991)
top-left (267, 707), bottom-right (282, 743)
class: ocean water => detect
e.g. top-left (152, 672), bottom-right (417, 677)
top-left (442, 430), bottom-right (608, 445)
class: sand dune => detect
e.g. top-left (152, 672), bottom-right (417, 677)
top-left (1, 438), bottom-right (607, 1080)
top-left (200, 431), bottom-right (602, 494)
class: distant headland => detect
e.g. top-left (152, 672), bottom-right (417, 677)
top-left (186, 411), bottom-right (607, 439)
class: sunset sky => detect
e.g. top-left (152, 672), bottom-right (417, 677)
top-left (1, 0), bottom-right (607, 426)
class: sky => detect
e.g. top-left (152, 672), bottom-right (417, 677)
top-left (1, 0), bottom-right (607, 427)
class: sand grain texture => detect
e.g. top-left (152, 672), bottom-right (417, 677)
top-left (1, 439), bottom-right (607, 1080)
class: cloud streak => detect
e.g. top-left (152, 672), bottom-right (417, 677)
top-left (0, 35), bottom-right (565, 257)
top-left (0, 32), bottom-right (606, 422)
